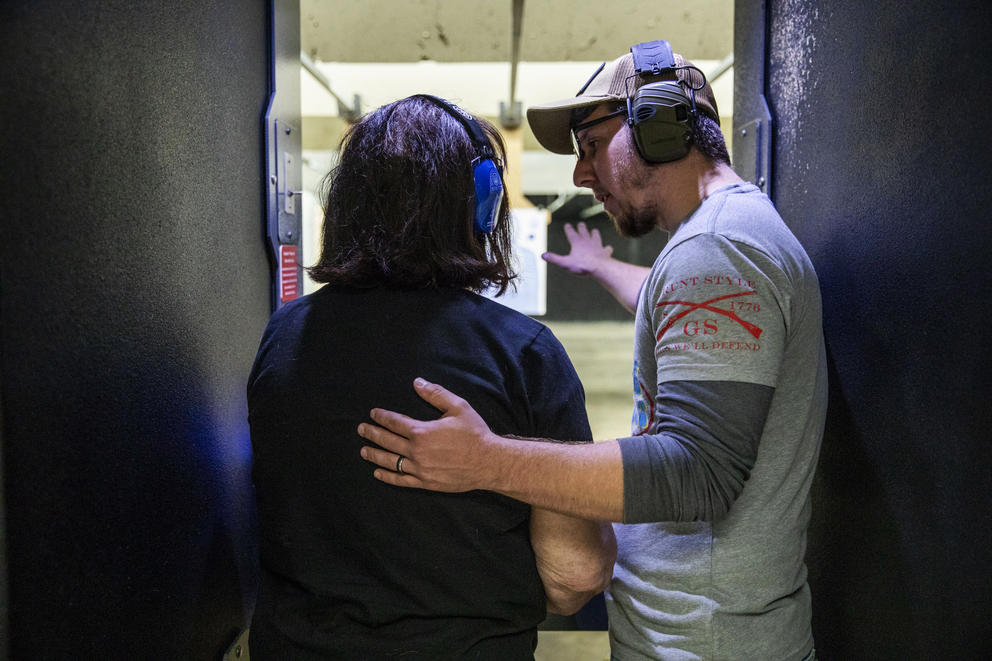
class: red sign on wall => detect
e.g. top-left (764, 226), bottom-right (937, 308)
top-left (279, 245), bottom-right (299, 302)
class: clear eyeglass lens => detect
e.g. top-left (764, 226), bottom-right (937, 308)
top-left (569, 108), bottom-right (626, 161)
top-left (571, 131), bottom-right (584, 160)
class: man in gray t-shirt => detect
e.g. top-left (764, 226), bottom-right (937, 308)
top-left (608, 182), bottom-right (826, 660)
top-left (359, 40), bottom-right (826, 661)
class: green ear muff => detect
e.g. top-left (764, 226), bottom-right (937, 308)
top-left (627, 81), bottom-right (694, 163)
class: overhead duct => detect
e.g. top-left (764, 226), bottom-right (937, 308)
top-left (500, 0), bottom-right (524, 128)
top-left (300, 51), bottom-right (361, 122)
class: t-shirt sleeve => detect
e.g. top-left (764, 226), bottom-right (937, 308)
top-left (618, 231), bottom-right (792, 523)
top-left (618, 379), bottom-right (772, 523)
top-left (520, 326), bottom-right (594, 445)
top-left (647, 233), bottom-right (791, 387)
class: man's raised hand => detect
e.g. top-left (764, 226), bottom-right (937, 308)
top-left (541, 221), bottom-right (614, 276)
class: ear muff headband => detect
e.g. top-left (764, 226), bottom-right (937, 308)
top-left (625, 40), bottom-right (704, 163)
top-left (417, 95), bottom-right (505, 234)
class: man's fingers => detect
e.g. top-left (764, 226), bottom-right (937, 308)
top-left (541, 251), bottom-right (568, 268)
top-left (412, 378), bottom-right (466, 415)
top-left (360, 443), bottom-right (425, 490)
top-left (564, 221), bottom-right (592, 245)
top-left (372, 468), bottom-right (424, 489)
top-left (357, 419), bottom-right (411, 456)
top-left (360, 444), bottom-right (408, 473)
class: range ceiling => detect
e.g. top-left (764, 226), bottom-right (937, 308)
top-left (297, 0), bottom-right (736, 197)
top-left (301, 0), bottom-right (733, 63)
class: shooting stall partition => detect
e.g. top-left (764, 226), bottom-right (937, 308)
top-left (0, 0), bottom-right (301, 657)
top-left (734, 1), bottom-right (992, 658)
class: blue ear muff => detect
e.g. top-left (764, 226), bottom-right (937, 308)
top-left (472, 157), bottom-right (504, 234)
top-left (417, 94), bottom-right (505, 234)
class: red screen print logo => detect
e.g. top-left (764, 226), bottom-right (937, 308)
top-left (656, 291), bottom-right (764, 341)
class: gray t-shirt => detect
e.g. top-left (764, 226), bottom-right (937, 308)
top-left (608, 183), bottom-right (828, 660)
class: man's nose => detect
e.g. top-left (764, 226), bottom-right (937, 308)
top-left (572, 157), bottom-right (594, 189)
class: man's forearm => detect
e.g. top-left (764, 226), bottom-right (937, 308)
top-left (530, 507), bottom-right (616, 615)
top-left (485, 436), bottom-right (625, 521)
top-left (590, 259), bottom-right (650, 314)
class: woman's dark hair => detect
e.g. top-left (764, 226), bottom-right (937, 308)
top-left (307, 95), bottom-right (516, 295)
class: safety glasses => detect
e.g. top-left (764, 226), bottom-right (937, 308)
top-left (570, 108), bottom-right (627, 160)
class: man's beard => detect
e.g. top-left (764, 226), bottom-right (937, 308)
top-left (610, 202), bottom-right (657, 238)
top-left (608, 141), bottom-right (658, 238)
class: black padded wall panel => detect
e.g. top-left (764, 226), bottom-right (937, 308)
top-left (543, 215), bottom-right (669, 321)
top-left (736, 1), bottom-right (992, 658)
top-left (0, 1), bottom-right (271, 658)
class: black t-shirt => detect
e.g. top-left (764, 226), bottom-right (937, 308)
top-left (247, 285), bottom-right (592, 660)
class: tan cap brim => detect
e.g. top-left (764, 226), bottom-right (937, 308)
top-left (526, 94), bottom-right (624, 156)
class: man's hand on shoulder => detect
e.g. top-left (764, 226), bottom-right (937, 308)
top-left (360, 377), bottom-right (626, 520)
top-left (358, 378), bottom-right (505, 493)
